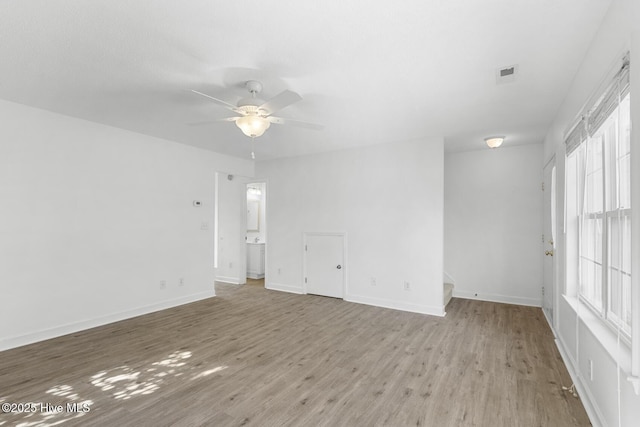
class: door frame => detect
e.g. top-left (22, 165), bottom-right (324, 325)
top-left (243, 180), bottom-right (268, 285)
top-left (542, 156), bottom-right (557, 328)
top-left (302, 231), bottom-right (347, 297)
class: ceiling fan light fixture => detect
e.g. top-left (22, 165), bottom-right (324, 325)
top-left (190, 81), bottom-right (321, 142)
top-left (485, 136), bottom-right (504, 148)
top-left (236, 115), bottom-right (270, 137)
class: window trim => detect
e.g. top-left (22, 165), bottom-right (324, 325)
top-left (567, 87), bottom-right (631, 340)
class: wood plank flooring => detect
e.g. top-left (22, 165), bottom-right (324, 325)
top-left (0, 282), bottom-right (591, 426)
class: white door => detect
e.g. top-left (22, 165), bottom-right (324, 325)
top-left (542, 160), bottom-right (556, 324)
top-left (304, 233), bottom-right (345, 299)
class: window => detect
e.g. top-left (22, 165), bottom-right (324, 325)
top-left (565, 60), bottom-right (631, 336)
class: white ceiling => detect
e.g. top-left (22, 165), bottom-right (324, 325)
top-left (0, 0), bottom-right (611, 160)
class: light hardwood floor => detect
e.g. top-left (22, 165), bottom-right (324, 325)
top-left (0, 283), bottom-right (590, 426)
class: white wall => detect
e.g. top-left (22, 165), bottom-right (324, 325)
top-left (542, 0), bottom-right (640, 425)
top-left (444, 144), bottom-right (543, 306)
top-left (255, 138), bottom-right (444, 316)
top-left (0, 99), bottom-right (253, 351)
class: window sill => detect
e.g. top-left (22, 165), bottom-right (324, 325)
top-left (562, 294), bottom-right (632, 373)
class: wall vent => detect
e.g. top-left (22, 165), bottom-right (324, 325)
top-left (496, 64), bottom-right (518, 84)
top-left (500, 67), bottom-right (515, 77)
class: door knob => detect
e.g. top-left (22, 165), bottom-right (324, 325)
top-left (545, 250), bottom-right (554, 256)
top-left (336, 265), bottom-right (342, 269)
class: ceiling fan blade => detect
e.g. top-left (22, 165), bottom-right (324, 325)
top-left (187, 117), bottom-right (238, 126)
top-left (191, 90), bottom-right (240, 113)
top-left (268, 116), bottom-right (324, 130)
top-left (259, 90), bottom-right (302, 114)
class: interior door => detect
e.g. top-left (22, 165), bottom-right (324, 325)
top-left (304, 233), bottom-right (345, 299)
top-left (542, 160), bottom-right (556, 324)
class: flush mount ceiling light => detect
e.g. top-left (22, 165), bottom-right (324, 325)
top-left (247, 185), bottom-right (262, 196)
top-left (485, 136), bottom-right (505, 148)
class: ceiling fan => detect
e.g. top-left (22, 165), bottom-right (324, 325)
top-left (190, 80), bottom-right (322, 138)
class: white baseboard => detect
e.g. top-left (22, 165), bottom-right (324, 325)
top-left (542, 308), bottom-right (555, 334)
top-left (265, 282), bottom-right (304, 294)
top-left (554, 336), bottom-right (604, 427)
top-left (0, 290), bottom-right (215, 352)
top-left (453, 289), bottom-right (542, 307)
top-left (215, 276), bottom-right (243, 285)
top-left (265, 284), bottom-right (445, 316)
top-left (346, 293), bottom-right (445, 317)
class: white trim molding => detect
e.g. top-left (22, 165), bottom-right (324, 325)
top-left (0, 290), bottom-right (215, 352)
top-left (453, 289), bottom-right (542, 307)
top-left (265, 282), bottom-right (304, 294)
top-left (555, 335), bottom-right (606, 427)
top-left (346, 293), bottom-right (445, 317)
top-left (215, 276), bottom-right (244, 285)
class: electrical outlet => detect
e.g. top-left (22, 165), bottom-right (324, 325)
top-left (179, 278), bottom-right (184, 287)
top-left (159, 280), bottom-right (167, 290)
top-left (404, 281), bottom-right (410, 291)
top-left (371, 277), bottom-right (377, 286)
top-left (229, 262), bottom-right (233, 269)
top-left (278, 268), bottom-right (282, 275)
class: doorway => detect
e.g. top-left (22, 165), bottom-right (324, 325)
top-left (246, 182), bottom-right (267, 284)
top-left (303, 232), bottom-right (346, 299)
top-left (542, 159), bottom-right (556, 325)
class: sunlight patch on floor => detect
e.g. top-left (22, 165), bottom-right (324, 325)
top-left (192, 365), bottom-right (227, 380)
top-left (90, 351), bottom-right (193, 400)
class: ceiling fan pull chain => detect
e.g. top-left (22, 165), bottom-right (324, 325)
top-left (251, 136), bottom-right (256, 160)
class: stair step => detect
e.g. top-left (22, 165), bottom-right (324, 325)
top-left (443, 282), bottom-right (454, 307)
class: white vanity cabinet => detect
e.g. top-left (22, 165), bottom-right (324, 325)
top-left (247, 243), bottom-right (265, 279)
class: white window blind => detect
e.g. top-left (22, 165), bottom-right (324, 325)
top-left (564, 53), bottom-right (632, 336)
top-left (565, 57), bottom-right (630, 155)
